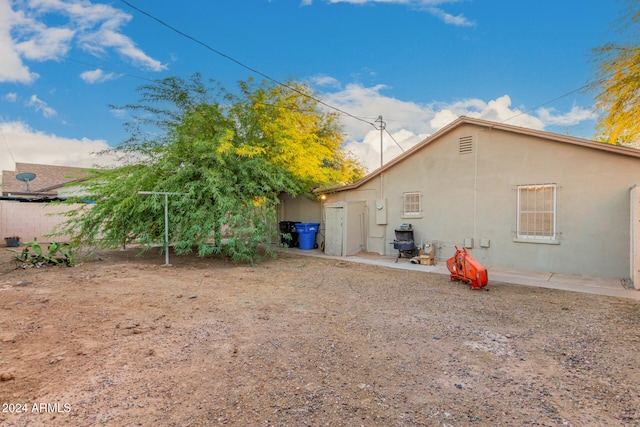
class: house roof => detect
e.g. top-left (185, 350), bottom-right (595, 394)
top-left (322, 116), bottom-right (640, 193)
top-left (1, 162), bottom-right (92, 197)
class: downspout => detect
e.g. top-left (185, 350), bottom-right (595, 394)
top-left (474, 131), bottom-right (478, 247)
top-left (474, 127), bottom-right (490, 247)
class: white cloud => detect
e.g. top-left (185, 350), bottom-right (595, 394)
top-left (425, 6), bottom-right (474, 27)
top-left (308, 0), bottom-right (475, 26)
top-left (83, 28), bottom-right (165, 71)
top-left (4, 93), bottom-right (18, 102)
top-left (536, 105), bottom-right (596, 126)
top-left (429, 109), bottom-right (459, 130)
top-left (323, 83), bottom-right (435, 140)
top-left (80, 68), bottom-right (116, 84)
top-left (309, 74), bottom-right (341, 88)
top-left (0, 121), bottom-right (117, 173)
top-left (109, 108), bottom-right (128, 119)
top-left (0, 0), bottom-right (166, 84)
top-left (345, 127), bottom-right (427, 172)
top-left (431, 95), bottom-right (546, 130)
top-left (0, 0), bottom-right (39, 82)
top-left (319, 83), bottom-right (595, 173)
top-left (15, 23), bottom-right (75, 61)
top-left (27, 95), bottom-right (57, 118)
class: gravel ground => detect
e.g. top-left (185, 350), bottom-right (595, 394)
top-left (1, 247), bottom-right (639, 426)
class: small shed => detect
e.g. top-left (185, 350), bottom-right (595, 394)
top-left (324, 200), bottom-right (366, 256)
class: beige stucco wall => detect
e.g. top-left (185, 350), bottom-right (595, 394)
top-left (277, 194), bottom-right (324, 245)
top-left (630, 186), bottom-right (640, 288)
top-left (279, 194), bottom-right (323, 224)
top-left (0, 201), bottom-right (84, 244)
top-left (314, 122), bottom-right (640, 279)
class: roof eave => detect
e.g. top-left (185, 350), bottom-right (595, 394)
top-left (322, 117), bottom-right (640, 194)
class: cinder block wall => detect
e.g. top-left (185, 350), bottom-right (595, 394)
top-left (0, 201), bottom-right (85, 244)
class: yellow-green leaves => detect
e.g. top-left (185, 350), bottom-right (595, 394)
top-left (59, 74), bottom-right (363, 262)
top-left (238, 79), bottom-right (364, 190)
top-left (592, 2), bottom-right (640, 147)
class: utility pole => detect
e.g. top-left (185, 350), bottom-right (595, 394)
top-left (375, 115), bottom-right (386, 168)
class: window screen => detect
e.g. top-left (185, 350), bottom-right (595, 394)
top-left (517, 184), bottom-right (556, 239)
top-left (403, 192), bottom-right (421, 217)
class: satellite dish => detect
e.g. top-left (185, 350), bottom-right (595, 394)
top-left (16, 172), bottom-right (37, 193)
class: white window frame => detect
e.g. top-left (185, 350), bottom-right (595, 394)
top-left (402, 192), bottom-right (422, 218)
top-left (516, 184), bottom-right (557, 241)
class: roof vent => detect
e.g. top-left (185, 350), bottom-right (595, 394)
top-left (459, 136), bottom-right (473, 154)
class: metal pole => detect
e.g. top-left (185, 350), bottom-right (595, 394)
top-left (138, 191), bottom-right (186, 266)
top-left (164, 193), bottom-right (169, 266)
top-left (376, 115), bottom-right (386, 168)
top-left (375, 115), bottom-right (386, 254)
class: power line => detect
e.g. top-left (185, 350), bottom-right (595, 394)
top-left (384, 128), bottom-right (405, 152)
top-left (66, 57), bottom-right (340, 120)
top-left (110, 1), bottom-right (631, 146)
top-left (500, 62), bottom-right (640, 125)
top-left (4, 1), bottom-right (628, 172)
top-left (500, 82), bottom-right (592, 125)
top-left (118, 0), bottom-right (376, 129)
top-left (6, 56), bottom-right (627, 177)
top-left (0, 127), bottom-right (19, 171)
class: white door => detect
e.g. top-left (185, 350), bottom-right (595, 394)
top-left (325, 206), bottom-right (344, 256)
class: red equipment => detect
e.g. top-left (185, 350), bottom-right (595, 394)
top-left (446, 246), bottom-right (488, 290)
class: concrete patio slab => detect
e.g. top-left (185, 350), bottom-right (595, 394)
top-left (274, 246), bottom-right (640, 301)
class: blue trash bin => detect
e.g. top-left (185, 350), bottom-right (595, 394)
top-left (295, 223), bottom-right (320, 250)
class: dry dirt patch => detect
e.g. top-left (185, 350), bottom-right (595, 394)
top-left (1, 247), bottom-right (639, 426)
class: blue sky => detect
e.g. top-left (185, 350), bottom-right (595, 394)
top-left (0, 0), bottom-right (623, 175)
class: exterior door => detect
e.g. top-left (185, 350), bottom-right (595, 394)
top-left (325, 206), bottom-right (344, 256)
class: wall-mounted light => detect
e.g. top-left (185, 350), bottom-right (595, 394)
top-left (320, 194), bottom-right (327, 201)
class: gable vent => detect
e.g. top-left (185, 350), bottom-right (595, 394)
top-left (459, 136), bottom-right (473, 154)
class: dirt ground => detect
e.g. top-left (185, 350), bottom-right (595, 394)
top-left (1, 246), bottom-right (639, 427)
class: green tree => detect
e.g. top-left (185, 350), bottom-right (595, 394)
top-left (592, 1), bottom-right (640, 146)
top-left (59, 75), bottom-right (364, 262)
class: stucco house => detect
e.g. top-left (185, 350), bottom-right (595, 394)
top-left (279, 117), bottom-right (640, 289)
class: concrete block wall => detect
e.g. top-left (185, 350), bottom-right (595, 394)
top-left (0, 201), bottom-right (83, 244)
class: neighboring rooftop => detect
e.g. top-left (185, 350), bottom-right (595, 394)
top-left (1, 162), bottom-right (92, 198)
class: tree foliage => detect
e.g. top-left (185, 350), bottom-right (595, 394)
top-left (592, 1), bottom-right (640, 146)
top-left (58, 75), bottom-right (364, 262)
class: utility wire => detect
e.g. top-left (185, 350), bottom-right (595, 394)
top-left (76, 51), bottom-right (640, 172)
top-left (118, 0), bottom-right (376, 128)
top-left (66, 57), bottom-right (341, 119)
top-left (0, 127), bottom-right (20, 173)
top-left (500, 62), bottom-right (640, 125)
top-left (117, 0), bottom-right (634, 146)
top-left (500, 83), bottom-right (592, 124)
top-left (3, 2), bottom-right (628, 173)
top-left (384, 128), bottom-right (405, 152)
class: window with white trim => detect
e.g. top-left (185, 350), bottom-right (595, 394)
top-left (403, 192), bottom-right (422, 217)
top-left (517, 184), bottom-right (556, 240)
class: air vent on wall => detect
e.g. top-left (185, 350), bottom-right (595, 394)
top-left (459, 136), bottom-right (473, 154)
